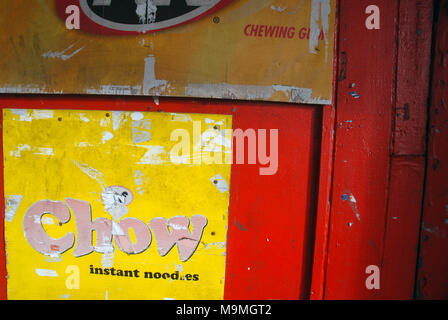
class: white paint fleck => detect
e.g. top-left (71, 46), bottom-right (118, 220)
top-left (44, 253), bottom-right (62, 263)
top-left (85, 85), bottom-right (142, 95)
top-left (112, 221), bottom-right (125, 235)
top-left (42, 216), bottom-right (55, 225)
top-left (11, 109), bottom-right (32, 122)
top-left (194, 126), bottom-right (232, 154)
top-left (171, 113), bottom-right (192, 122)
top-left (5, 195), bottom-right (23, 222)
top-left (202, 241), bottom-right (226, 249)
top-left (101, 249), bottom-right (115, 269)
top-left (131, 112), bottom-right (144, 121)
top-left (348, 193), bottom-right (361, 222)
top-left (76, 142), bottom-right (94, 148)
top-left (137, 145), bottom-right (166, 165)
top-left (164, 297), bottom-right (176, 300)
top-left (79, 113), bottom-right (90, 122)
top-left (134, 169), bottom-right (149, 195)
top-left (185, 83), bottom-right (331, 105)
top-left (72, 160), bottom-right (107, 189)
top-left (175, 264), bottom-right (183, 272)
top-left (10, 144), bottom-right (31, 157)
top-left (112, 111), bottom-right (128, 131)
top-left (32, 110), bottom-right (54, 120)
top-left (210, 174), bottom-right (229, 193)
top-left (34, 147), bottom-right (54, 156)
top-left (270, 5), bottom-right (286, 12)
top-left (42, 43), bottom-right (85, 61)
top-left (310, 0), bottom-right (331, 62)
top-left (143, 55), bottom-right (168, 95)
top-left (102, 131), bottom-right (114, 144)
top-left (132, 119), bottom-right (152, 143)
top-left (35, 269), bottom-right (59, 277)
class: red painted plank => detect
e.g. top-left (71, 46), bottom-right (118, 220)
top-left (0, 110), bottom-right (5, 300)
top-left (417, 0), bottom-right (448, 299)
top-left (394, 0), bottom-right (433, 156)
top-left (224, 105), bottom-right (323, 300)
top-left (310, 105), bottom-right (336, 300)
top-left (381, 156), bottom-right (426, 299)
top-left (324, 0), bottom-right (398, 299)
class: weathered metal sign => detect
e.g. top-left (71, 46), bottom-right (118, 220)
top-left (56, 0), bottom-right (235, 34)
top-left (3, 109), bottom-right (231, 299)
top-left (0, 0), bottom-right (335, 104)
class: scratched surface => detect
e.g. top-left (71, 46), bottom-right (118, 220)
top-left (417, 0), bottom-right (448, 299)
top-left (3, 108), bottom-right (232, 300)
top-left (0, 0), bottom-right (335, 104)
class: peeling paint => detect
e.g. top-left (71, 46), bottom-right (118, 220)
top-left (134, 169), bottom-right (149, 195)
top-left (42, 43), bottom-right (85, 61)
top-left (5, 195), bottom-right (23, 222)
top-left (137, 145), bottom-right (166, 164)
top-left (85, 85), bottom-right (142, 95)
top-left (202, 241), bottom-right (226, 249)
top-left (210, 174), bottom-right (229, 193)
top-left (143, 55), bottom-right (168, 95)
top-left (171, 113), bottom-right (192, 122)
top-left (185, 82), bottom-right (331, 104)
top-left (10, 144), bottom-right (31, 157)
top-left (112, 111), bottom-right (128, 131)
top-left (32, 110), bottom-right (54, 120)
top-left (132, 119), bottom-right (152, 144)
top-left (44, 253), bottom-right (62, 263)
top-left (72, 160), bottom-right (108, 189)
top-left (35, 269), bottom-right (59, 277)
top-left (11, 109), bottom-right (32, 122)
top-left (34, 147), bottom-right (54, 156)
top-left (310, 0), bottom-right (331, 62)
top-left (270, 5), bottom-right (286, 12)
top-left (102, 131), bottom-right (114, 144)
top-left (101, 186), bottom-right (133, 221)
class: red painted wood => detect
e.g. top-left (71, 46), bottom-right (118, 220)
top-left (324, 0), bottom-right (398, 299)
top-left (417, 0), bottom-right (448, 299)
top-left (394, 0), bottom-right (433, 156)
top-left (0, 95), bottom-right (323, 300)
top-left (224, 104), bottom-right (323, 300)
top-left (0, 109), bottom-right (6, 300)
top-left (381, 156), bottom-right (426, 299)
top-left (310, 105), bottom-right (336, 300)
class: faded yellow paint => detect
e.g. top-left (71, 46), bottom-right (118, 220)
top-left (3, 109), bottom-right (232, 300)
top-left (0, 0), bottom-right (335, 104)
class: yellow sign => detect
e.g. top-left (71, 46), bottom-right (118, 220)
top-left (0, 0), bottom-right (335, 104)
top-left (3, 108), bottom-right (232, 300)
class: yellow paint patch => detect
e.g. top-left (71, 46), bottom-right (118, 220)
top-left (3, 109), bottom-right (232, 300)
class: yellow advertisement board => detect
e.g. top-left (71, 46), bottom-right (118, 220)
top-left (3, 108), bottom-right (232, 300)
top-left (0, 0), bottom-right (335, 104)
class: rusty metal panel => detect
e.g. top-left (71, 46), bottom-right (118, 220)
top-left (0, 0), bottom-right (336, 104)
